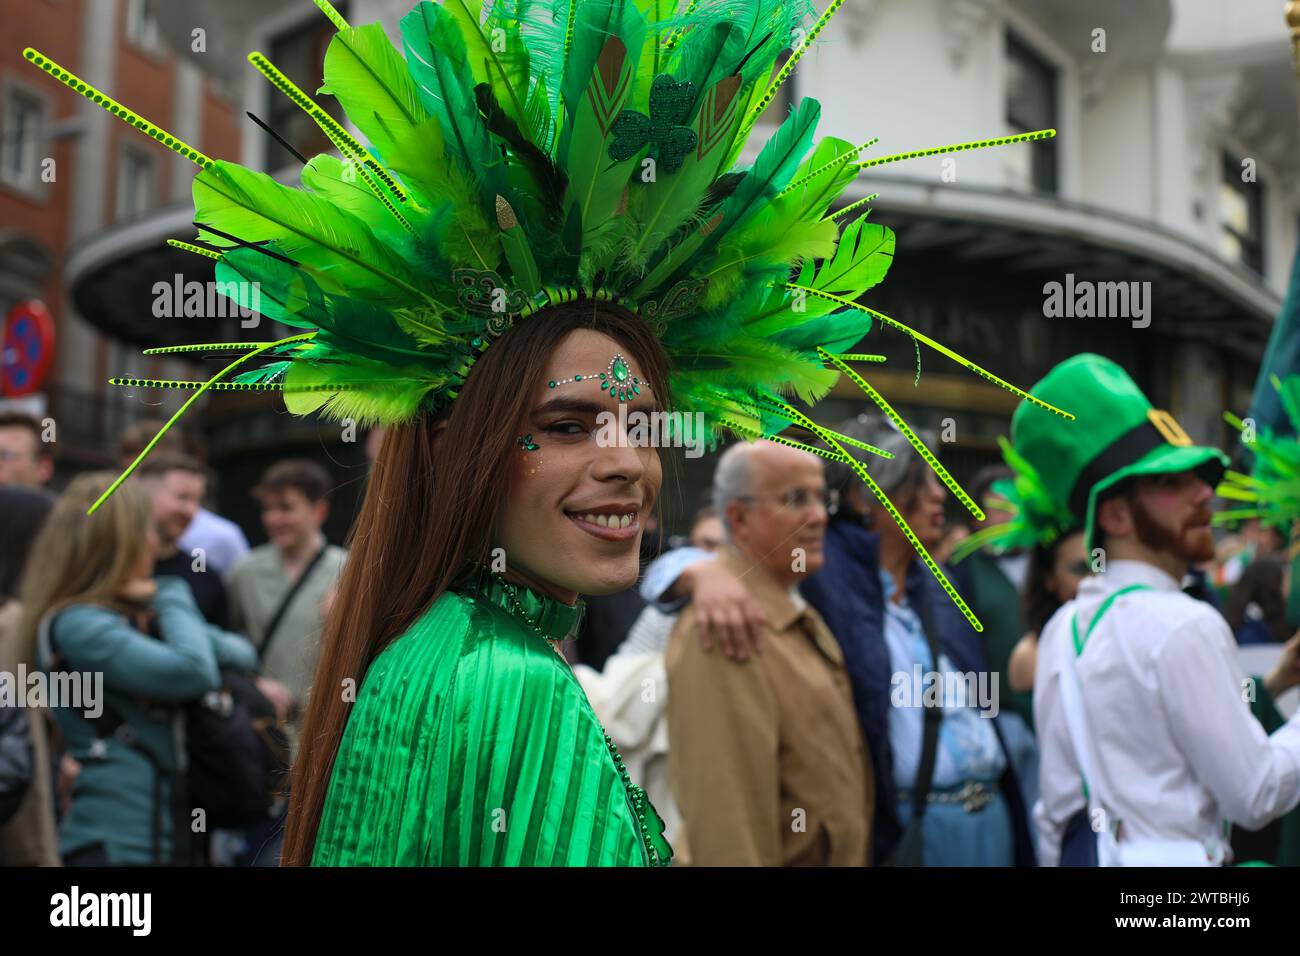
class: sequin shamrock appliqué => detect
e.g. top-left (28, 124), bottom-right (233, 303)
top-left (608, 74), bottom-right (698, 174)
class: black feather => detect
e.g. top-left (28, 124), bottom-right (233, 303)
top-left (703, 171), bottom-right (747, 211)
top-left (192, 221), bottom-right (298, 266)
top-left (734, 31), bottom-right (774, 75)
top-left (246, 111), bottom-right (308, 165)
top-left (474, 83), bottom-right (567, 230)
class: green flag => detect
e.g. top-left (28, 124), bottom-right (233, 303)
top-left (1249, 247), bottom-right (1300, 437)
top-left (1244, 243), bottom-right (1300, 625)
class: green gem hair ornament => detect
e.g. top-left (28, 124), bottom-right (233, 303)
top-left (26, 0), bottom-right (1072, 631)
top-left (549, 353), bottom-right (649, 401)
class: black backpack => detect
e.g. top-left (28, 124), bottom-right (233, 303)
top-left (186, 667), bottom-right (290, 828)
top-left (176, 543), bottom-right (326, 830)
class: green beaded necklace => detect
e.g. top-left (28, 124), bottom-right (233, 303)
top-left (468, 567), bottom-right (673, 867)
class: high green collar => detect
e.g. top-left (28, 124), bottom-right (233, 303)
top-left (462, 566), bottom-right (585, 642)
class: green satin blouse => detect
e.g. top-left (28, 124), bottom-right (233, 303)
top-left (311, 568), bottom-right (672, 866)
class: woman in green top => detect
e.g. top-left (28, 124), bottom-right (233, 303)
top-left (23, 0), bottom-right (1063, 866)
top-left (284, 303), bottom-right (674, 866)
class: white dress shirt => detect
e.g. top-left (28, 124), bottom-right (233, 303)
top-left (1034, 559), bottom-right (1300, 865)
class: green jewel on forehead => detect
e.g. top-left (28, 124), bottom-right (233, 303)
top-left (547, 353), bottom-right (654, 398)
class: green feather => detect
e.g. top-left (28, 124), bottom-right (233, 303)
top-left (744, 216), bottom-right (894, 334)
top-left (632, 0), bottom-right (682, 89)
top-left (635, 95), bottom-right (819, 295)
top-left (214, 249), bottom-right (316, 328)
top-left (447, 0), bottom-right (535, 138)
top-left (699, 213), bottom-right (837, 308)
top-left (614, 72), bottom-right (743, 277)
top-left (669, 326), bottom-right (837, 405)
top-left (775, 135), bottom-right (863, 223)
top-left (557, 0), bottom-right (648, 157)
top-left (300, 154), bottom-right (412, 243)
top-left (560, 35), bottom-right (647, 273)
top-left (318, 22), bottom-right (432, 178)
top-left (281, 353), bottom-right (446, 424)
top-left (193, 161), bottom-right (437, 307)
top-left (496, 196), bottom-right (543, 295)
top-left (709, 96), bottom-right (821, 238)
top-left (217, 248), bottom-right (452, 365)
top-left (400, 1), bottom-right (509, 214)
top-left (809, 215), bottom-right (894, 299)
top-left (769, 308), bottom-right (872, 354)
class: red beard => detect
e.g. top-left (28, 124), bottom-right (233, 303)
top-left (1132, 498), bottom-right (1215, 563)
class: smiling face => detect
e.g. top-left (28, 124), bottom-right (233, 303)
top-left (147, 467), bottom-right (205, 549)
top-left (494, 329), bottom-right (663, 602)
top-left (259, 486), bottom-right (328, 554)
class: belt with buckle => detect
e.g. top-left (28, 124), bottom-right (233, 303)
top-left (899, 780), bottom-right (996, 813)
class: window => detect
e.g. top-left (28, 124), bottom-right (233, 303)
top-left (125, 0), bottom-right (162, 51)
top-left (1004, 31), bottom-right (1058, 194)
top-left (116, 145), bottom-right (156, 221)
top-left (264, 5), bottom-right (350, 170)
top-left (1219, 153), bottom-right (1264, 275)
top-left (1, 87), bottom-right (46, 190)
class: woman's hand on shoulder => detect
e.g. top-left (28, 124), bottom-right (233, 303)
top-left (682, 560), bottom-right (766, 662)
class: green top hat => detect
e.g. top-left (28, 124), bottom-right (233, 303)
top-left (1010, 353), bottom-right (1228, 551)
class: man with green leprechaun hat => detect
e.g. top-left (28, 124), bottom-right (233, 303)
top-left (1016, 353), bottom-right (1300, 866)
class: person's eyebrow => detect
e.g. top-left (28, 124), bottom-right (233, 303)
top-left (531, 396), bottom-right (608, 417)
top-left (531, 395), bottom-right (664, 417)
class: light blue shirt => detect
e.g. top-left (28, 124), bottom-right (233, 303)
top-left (880, 569), bottom-right (1005, 790)
top-left (641, 546), bottom-right (713, 612)
top-left (177, 507), bottom-right (250, 576)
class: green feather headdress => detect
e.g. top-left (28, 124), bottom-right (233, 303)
top-left (951, 436), bottom-right (1077, 562)
top-left (1218, 373), bottom-right (1300, 530)
top-left (24, 0), bottom-right (1072, 630)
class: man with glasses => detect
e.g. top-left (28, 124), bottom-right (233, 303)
top-left (1020, 354), bottom-right (1300, 865)
top-left (647, 417), bottom-right (1037, 865)
top-left (665, 440), bottom-right (872, 866)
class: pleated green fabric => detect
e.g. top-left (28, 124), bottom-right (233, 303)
top-left (311, 573), bottom-right (657, 866)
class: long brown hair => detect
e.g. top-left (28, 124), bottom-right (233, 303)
top-left (17, 472), bottom-right (153, 666)
top-left (281, 301), bottom-right (673, 865)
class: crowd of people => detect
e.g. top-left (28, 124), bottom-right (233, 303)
top-left (574, 357), bottom-right (1300, 867)
top-left (3, 348), bottom-right (1300, 867)
top-left (0, 412), bottom-right (346, 865)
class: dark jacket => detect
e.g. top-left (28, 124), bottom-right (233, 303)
top-left (800, 514), bottom-right (1036, 865)
top-left (0, 697), bottom-right (32, 829)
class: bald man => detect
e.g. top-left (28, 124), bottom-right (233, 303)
top-left (666, 441), bottom-right (873, 866)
